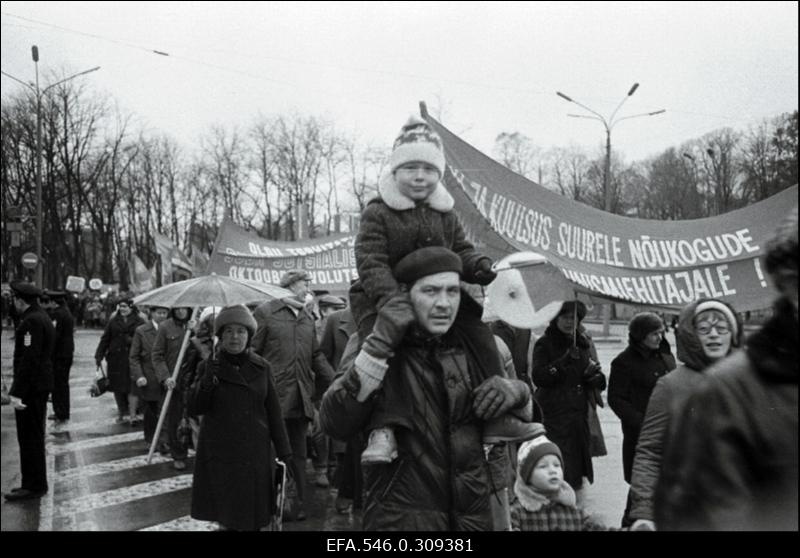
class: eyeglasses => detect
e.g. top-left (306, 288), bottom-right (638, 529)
top-left (695, 322), bottom-right (730, 335)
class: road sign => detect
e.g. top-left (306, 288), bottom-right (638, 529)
top-left (65, 276), bottom-right (86, 293)
top-left (21, 252), bottom-right (38, 269)
top-left (88, 278), bottom-right (103, 290)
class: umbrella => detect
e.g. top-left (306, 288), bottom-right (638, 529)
top-left (132, 273), bottom-right (292, 308)
top-left (133, 273), bottom-right (293, 463)
top-left (483, 251), bottom-right (574, 330)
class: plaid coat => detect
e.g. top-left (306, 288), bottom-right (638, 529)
top-left (510, 499), bottom-right (605, 531)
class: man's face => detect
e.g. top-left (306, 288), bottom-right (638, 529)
top-left (289, 278), bottom-right (312, 300)
top-left (409, 271), bottom-right (460, 336)
top-left (393, 162), bottom-right (440, 201)
top-left (12, 295), bottom-right (25, 313)
top-left (118, 302), bottom-right (132, 317)
top-left (151, 308), bottom-right (169, 324)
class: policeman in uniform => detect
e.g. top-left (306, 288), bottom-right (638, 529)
top-left (44, 290), bottom-right (75, 423)
top-left (5, 281), bottom-right (55, 501)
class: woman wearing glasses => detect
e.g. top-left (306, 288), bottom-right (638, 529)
top-left (626, 298), bottom-right (742, 530)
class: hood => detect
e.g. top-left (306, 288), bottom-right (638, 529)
top-left (746, 296), bottom-right (798, 384)
top-left (676, 298), bottom-right (743, 371)
top-left (376, 172), bottom-right (454, 212)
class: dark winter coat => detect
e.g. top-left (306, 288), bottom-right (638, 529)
top-left (319, 308), bottom-right (355, 371)
top-left (50, 303), bottom-right (75, 363)
top-left (95, 311), bottom-right (145, 393)
top-left (10, 303), bottom-right (55, 401)
top-left (179, 334), bottom-right (214, 413)
top-left (531, 324), bottom-right (606, 488)
top-left (151, 317), bottom-right (191, 385)
top-left (608, 338), bottom-right (676, 481)
top-left (129, 321), bottom-right (164, 402)
top-left (655, 296), bottom-right (798, 531)
top-left (629, 299), bottom-right (742, 522)
top-left (349, 175), bottom-right (491, 335)
top-left (251, 299), bottom-right (335, 418)
top-left (189, 349), bottom-right (292, 531)
top-left (320, 306), bottom-right (524, 530)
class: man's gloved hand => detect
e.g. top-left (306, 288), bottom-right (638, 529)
top-left (472, 376), bottom-right (530, 420)
top-left (363, 292), bottom-right (416, 360)
top-left (473, 258), bottom-right (497, 285)
top-left (163, 377), bottom-right (177, 390)
top-left (136, 377), bottom-right (148, 388)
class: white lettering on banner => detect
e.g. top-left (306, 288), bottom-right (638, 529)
top-left (556, 223), bottom-right (624, 267)
top-left (228, 266), bottom-right (357, 285)
top-left (564, 264), bottom-right (738, 305)
top-left (629, 230), bottom-right (760, 269)
top-left (248, 242), bottom-right (284, 257)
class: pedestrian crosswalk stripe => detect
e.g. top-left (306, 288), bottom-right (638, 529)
top-left (48, 432), bottom-right (143, 455)
top-left (54, 453), bottom-right (174, 480)
top-left (139, 515), bottom-right (218, 531)
top-left (53, 475), bottom-right (193, 517)
top-left (47, 416), bottom-right (131, 434)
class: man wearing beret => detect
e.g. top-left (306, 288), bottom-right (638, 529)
top-left (251, 269), bottom-right (336, 521)
top-left (5, 282), bottom-right (55, 501)
top-left (43, 290), bottom-right (75, 424)
top-left (320, 247), bottom-right (536, 530)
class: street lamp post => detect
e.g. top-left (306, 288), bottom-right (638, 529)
top-left (556, 84), bottom-right (665, 335)
top-left (1, 46), bottom-right (100, 288)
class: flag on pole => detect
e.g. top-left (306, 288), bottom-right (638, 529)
top-left (129, 254), bottom-right (154, 294)
top-left (484, 251), bottom-right (574, 329)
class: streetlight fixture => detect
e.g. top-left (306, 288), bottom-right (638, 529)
top-left (1, 46), bottom-right (100, 288)
top-left (556, 83), bottom-right (665, 335)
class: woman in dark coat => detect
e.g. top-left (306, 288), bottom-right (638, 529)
top-left (94, 298), bottom-right (145, 423)
top-left (531, 301), bottom-right (606, 497)
top-left (189, 305), bottom-right (293, 531)
top-left (608, 312), bottom-right (676, 526)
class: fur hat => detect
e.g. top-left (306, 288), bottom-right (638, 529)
top-left (517, 435), bottom-right (563, 482)
top-left (393, 246), bottom-right (463, 285)
top-left (693, 300), bottom-right (739, 340)
top-left (629, 312), bottom-right (664, 343)
top-left (389, 115), bottom-right (446, 176)
top-left (318, 294), bottom-right (346, 309)
top-left (280, 270), bottom-right (311, 288)
top-left (214, 304), bottom-right (258, 339)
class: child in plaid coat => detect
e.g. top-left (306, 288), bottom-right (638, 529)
top-left (511, 435), bottom-right (608, 531)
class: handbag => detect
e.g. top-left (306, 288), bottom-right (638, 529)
top-left (587, 395), bottom-right (607, 457)
top-left (90, 363), bottom-right (111, 397)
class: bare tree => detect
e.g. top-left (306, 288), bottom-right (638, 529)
top-left (493, 132), bottom-right (542, 181)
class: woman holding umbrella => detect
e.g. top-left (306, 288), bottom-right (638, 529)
top-left (531, 300), bottom-right (606, 505)
top-left (188, 305), bottom-right (293, 531)
top-left (94, 298), bottom-right (145, 424)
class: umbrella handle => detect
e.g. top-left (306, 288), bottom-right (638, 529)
top-left (147, 306), bottom-right (200, 464)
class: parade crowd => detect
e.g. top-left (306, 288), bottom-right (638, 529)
top-left (4, 117), bottom-right (797, 532)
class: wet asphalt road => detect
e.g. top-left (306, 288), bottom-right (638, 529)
top-left (1, 323), bottom-right (640, 531)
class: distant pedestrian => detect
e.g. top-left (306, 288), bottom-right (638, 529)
top-left (152, 307), bottom-right (193, 471)
top-left (627, 298), bottom-right (742, 530)
top-left (655, 207), bottom-right (798, 531)
top-left (511, 436), bottom-right (609, 531)
top-left (43, 290), bottom-right (75, 424)
top-left (95, 298), bottom-right (145, 424)
top-left (4, 282), bottom-right (55, 502)
top-left (252, 270), bottom-right (336, 521)
top-left (531, 300), bottom-right (607, 505)
top-left (608, 312), bottom-right (676, 526)
top-left (189, 305), bottom-right (293, 531)
top-left (129, 305), bottom-right (171, 451)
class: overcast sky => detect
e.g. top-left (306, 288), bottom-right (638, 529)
top-left (1, 1), bottom-right (797, 162)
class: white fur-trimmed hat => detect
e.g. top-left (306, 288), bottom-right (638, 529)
top-left (389, 115), bottom-right (445, 176)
